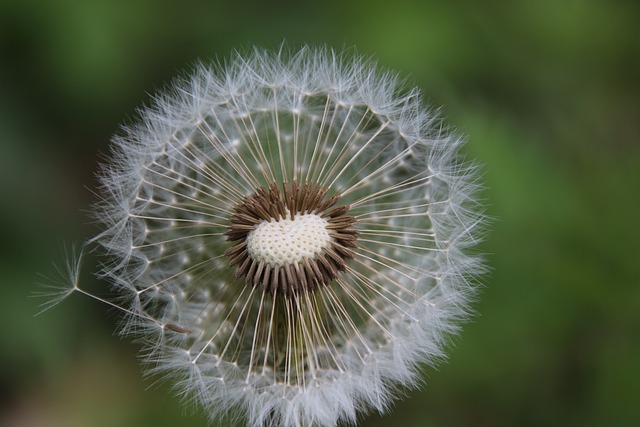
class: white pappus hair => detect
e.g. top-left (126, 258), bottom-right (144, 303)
top-left (51, 46), bottom-right (486, 427)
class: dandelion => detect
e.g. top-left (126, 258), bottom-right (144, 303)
top-left (47, 46), bottom-right (485, 426)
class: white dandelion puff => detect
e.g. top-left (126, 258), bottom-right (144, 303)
top-left (47, 46), bottom-right (486, 426)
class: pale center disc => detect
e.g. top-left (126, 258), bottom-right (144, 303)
top-left (246, 213), bottom-right (331, 267)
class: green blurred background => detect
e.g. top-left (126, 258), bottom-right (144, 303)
top-left (1, 0), bottom-right (638, 426)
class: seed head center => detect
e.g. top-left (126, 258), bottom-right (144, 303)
top-left (225, 182), bottom-right (358, 296)
top-left (246, 213), bottom-right (331, 267)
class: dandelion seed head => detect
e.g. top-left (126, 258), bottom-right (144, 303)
top-left (50, 46), bottom-right (486, 427)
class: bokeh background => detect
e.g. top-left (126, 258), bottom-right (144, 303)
top-left (1, 0), bottom-right (638, 426)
